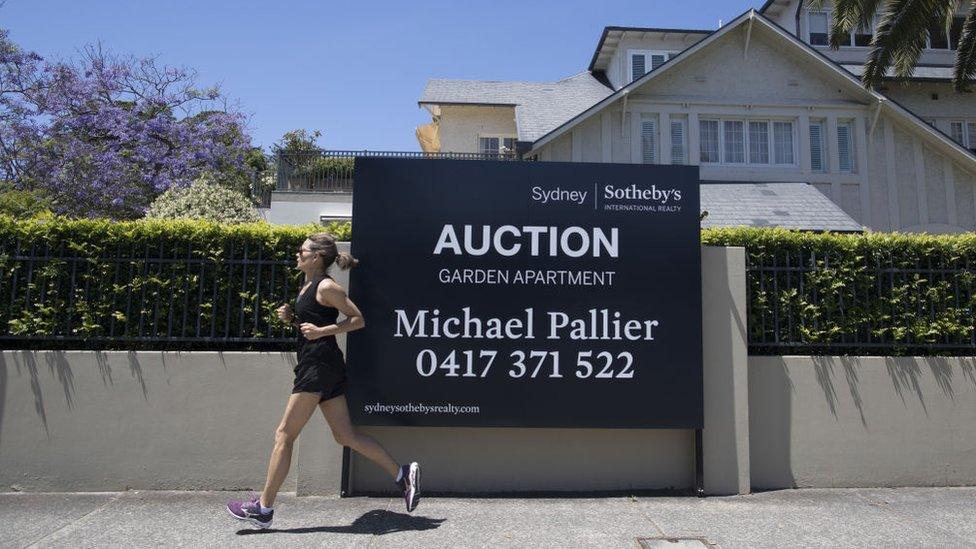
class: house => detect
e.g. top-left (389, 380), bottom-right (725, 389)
top-left (417, 2), bottom-right (976, 233)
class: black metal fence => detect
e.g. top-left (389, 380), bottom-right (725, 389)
top-left (273, 150), bottom-right (520, 194)
top-left (0, 238), bottom-right (300, 351)
top-left (5, 240), bottom-right (974, 354)
top-left (746, 249), bottom-right (976, 354)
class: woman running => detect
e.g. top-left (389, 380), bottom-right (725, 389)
top-left (227, 232), bottom-right (420, 529)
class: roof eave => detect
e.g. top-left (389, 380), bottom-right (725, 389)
top-left (587, 25), bottom-right (714, 73)
top-left (417, 101), bottom-right (518, 108)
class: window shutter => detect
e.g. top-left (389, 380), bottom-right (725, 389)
top-left (809, 123), bottom-right (824, 171)
top-left (641, 120), bottom-right (657, 164)
top-left (650, 54), bottom-right (666, 70)
top-left (670, 120), bottom-right (685, 165)
top-left (837, 123), bottom-right (853, 172)
top-left (631, 54), bottom-right (646, 81)
top-left (967, 122), bottom-right (976, 152)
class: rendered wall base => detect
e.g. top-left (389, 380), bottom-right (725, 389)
top-left (749, 355), bottom-right (976, 489)
top-left (0, 351), bottom-right (298, 492)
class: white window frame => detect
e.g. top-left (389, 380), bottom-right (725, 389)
top-left (949, 120), bottom-right (976, 153)
top-left (699, 117), bottom-right (798, 167)
top-left (478, 134), bottom-right (517, 155)
top-left (807, 9), bottom-right (963, 50)
top-left (699, 119), bottom-right (720, 164)
top-left (928, 16), bottom-right (968, 50)
top-left (627, 50), bottom-right (674, 82)
top-left (807, 11), bottom-right (832, 46)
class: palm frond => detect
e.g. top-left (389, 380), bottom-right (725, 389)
top-left (953, 3), bottom-right (976, 91)
top-left (829, 0), bottom-right (885, 48)
top-left (864, 0), bottom-right (954, 87)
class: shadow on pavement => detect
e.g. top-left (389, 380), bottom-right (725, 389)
top-left (236, 509), bottom-right (446, 536)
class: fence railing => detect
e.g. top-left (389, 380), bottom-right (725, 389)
top-left (4, 233), bottom-right (974, 354)
top-left (0, 239), bottom-right (300, 350)
top-left (274, 150), bottom-right (520, 193)
top-left (746, 250), bottom-right (976, 354)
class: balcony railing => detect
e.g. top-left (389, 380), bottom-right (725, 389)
top-left (273, 150), bottom-right (520, 194)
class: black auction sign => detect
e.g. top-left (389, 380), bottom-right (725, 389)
top-left (346, 158), bottom-right (702, 428)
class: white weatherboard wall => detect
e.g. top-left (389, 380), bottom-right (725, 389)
top-left (883, 82), bottom-right (976, 123)
top-left (534, 20), bottom-right (976, 234)
top-left (438, 105), bottom-right (517, 154)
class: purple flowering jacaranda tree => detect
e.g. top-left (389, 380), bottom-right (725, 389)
top-left (0, 29), bottom-right (252, 218)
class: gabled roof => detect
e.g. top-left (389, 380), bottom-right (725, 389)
top-left (701, 182), bottom-right (863, 232)
top-left (588, 26), bottom-right (712, 72)
top-left (418, 73), bottom-right (613, 142)
top-left (529, 10), bottom-right (976, 168)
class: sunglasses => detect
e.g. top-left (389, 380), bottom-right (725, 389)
top-left (296, 247), bottom-right (314, 256)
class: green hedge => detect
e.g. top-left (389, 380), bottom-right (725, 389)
top-left (1, 217), bottom-right (973, 355)
top-left (702, 227), bottom-right (976, 355)
top-left (0, 216), bottom-right (351, 350)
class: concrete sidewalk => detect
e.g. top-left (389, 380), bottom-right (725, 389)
top-left (2, 488), bottom-right (974, 548)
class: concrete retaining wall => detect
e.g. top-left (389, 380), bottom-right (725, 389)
top-left (2, 245), bottom-right (973, 495)
top-left (749, 355), bottom-right (976, 489)
top-left (0, 351), bottom-right (298, 492)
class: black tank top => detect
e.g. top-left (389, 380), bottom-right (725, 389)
top-left (294, 274), bottom-right (343, 366)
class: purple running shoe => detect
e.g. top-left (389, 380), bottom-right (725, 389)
top-left (226, 493), bottom-right (273, 529)
top-left (395, 462), bottom-right (421, 512)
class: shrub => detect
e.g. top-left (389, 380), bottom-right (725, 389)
top-left (146, 175), bottom-right (261, 224)
top-left (288, 156), bottom-right (355, 180)
top-left (0, 187), bottom-right (53, 219)
top-left (0, 215), bottom-right (352, 350)
top-left (701, 227), bottom-right (976, 355)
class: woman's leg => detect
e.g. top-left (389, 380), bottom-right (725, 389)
top-left (260, 392), bottom-right (321, 507)
top-left (319, 395), bottom-right (400, 479)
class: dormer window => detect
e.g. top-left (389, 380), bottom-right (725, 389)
top-left (628, 50), bottom-right (674, 82)
top-left (808, 11), bottom-right (856, 46)
top-left (807, 9), bottom-right (963, 50)
top-left (809, 12), bottom-right (829, 45)
top-left (854, 18), bottom-right (876, 46)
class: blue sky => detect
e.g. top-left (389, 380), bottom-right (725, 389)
top-left (5, 0), bottom-right (756, 151)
